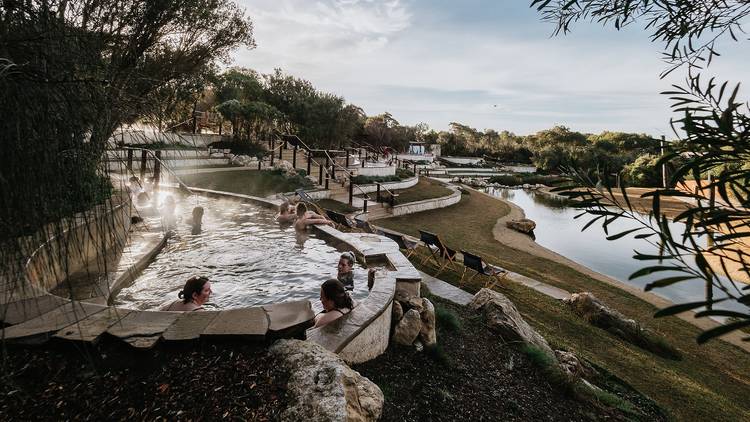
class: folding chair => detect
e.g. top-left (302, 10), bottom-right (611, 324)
top-left (381, 230), bottom-right (419, 259)
top-left (460, 250), bottom-right (508, 289)
top-left (418, 230), bottom-right (458, 276)
top-left (325, 210), bottom-right (359, 231)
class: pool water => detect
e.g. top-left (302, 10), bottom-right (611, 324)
top-left (115, 194), bottom-right (373, 310)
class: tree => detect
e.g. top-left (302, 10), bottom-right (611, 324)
top-left (532, 0), bottom-right (750, 342)
top-left (0, 1), bottom-right (255, 239)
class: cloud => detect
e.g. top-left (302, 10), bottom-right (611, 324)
top-left (233, 0), bottom-right (749, 135)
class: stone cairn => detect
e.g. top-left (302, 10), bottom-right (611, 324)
top-left (391, 290), bottom-right (437, 350)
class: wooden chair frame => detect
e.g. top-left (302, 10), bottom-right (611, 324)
top-left (459, 249), bottom-right (508, 289)
top-left (418, 230), bottom-right (458, 276)
top-left (381, 230), bottom-right (419, 259)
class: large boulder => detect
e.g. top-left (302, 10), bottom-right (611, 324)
top-left (506, 218), bottom-right (536, 234)
top-left (564, 292), bottom-right (680, 359)
top-left (270, 339), bottom-right (384, 422)
top-left (392, 300), bottom-right (404, 323)
top-left (469, 288), bottom-right (555, 360)
top-left (393, 308), bottom-right (422, 345)
top-left (555, 350), bottom-right (598, 381)
top-left (419, 298), bottom-right (437, 346)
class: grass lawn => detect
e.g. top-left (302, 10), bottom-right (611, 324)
top-left (178, 169), bottom-right (311, 197)
top-left (393, 177), bottom-right (453, 204)
top-left (377, 189), bottom-right (750, 422)
top-left (316, 198), bottom-right (357, 214)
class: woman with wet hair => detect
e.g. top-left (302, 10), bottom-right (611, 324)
top-left (293, 202), bottom-right (332, 230)
top-left (276, 201), bottom-right (296, 224)
top-left (160, 276), bottom-right (212, 311)
top-left (337, 251), bottom-right (356, 291)
top-left (313, 279), bottom-right (354, 328)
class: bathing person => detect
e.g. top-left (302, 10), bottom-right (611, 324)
top-left (314, 279), bottom-right (354, 328)
top-left (337, 251), bottom-right (356, 291)
top-left (160, 276), bottom-right (212, 311)
top-left (161, 195), bottom-right (177, 229)
top-left (294, 203), bottom-right (332, 230)
top-left (276, 201), bottom-right (297, 224)
top-left (189, 206), bottom-right (204, 234)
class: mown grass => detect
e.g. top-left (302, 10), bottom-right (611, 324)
top-left (316, 198), bottom-right (357, 214)
top-left (393, 177), bottom-right (453, 204)
top-left (377, 189), bottom-right (750, 422)
top-left (179, 169), bottom-right (311, 197)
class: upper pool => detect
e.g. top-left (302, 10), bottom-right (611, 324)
top-left (115, 193), bottom-right (372, 310)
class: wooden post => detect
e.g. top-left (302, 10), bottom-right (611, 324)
top-left (363, 197), bottom-right (368, 213)
top-left (258, 158), bottom-right (262, 170)
top-left (140, 149), bottom-right (147, 180)
top-left (319, 162), bottom-right (324, 185)
top-left (325, 156), bottom-right (330, 189)
top-left (270, 138), bottom-right (276, 167)
top-left (376, 183), bottom-right (381, 202)
top-left (413, 163), bottom-right (417, 175)
top-left (346, 152), bottom-right (350, 168)
top-left (293, 145), bottom-right (298, 168)
top-left (307, 151), bottom-right (312, 175)
top-left (153, 150), bottom-right (162, 190)
top-left (126, 149), bottom-right (133, 171)
top-left (349, 179), bottom-right (354, 206)
top-left (279, 143), bottom-right (283, 160)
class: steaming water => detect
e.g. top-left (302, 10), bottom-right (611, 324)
top-left (115, 194), bottom-right (372, 310)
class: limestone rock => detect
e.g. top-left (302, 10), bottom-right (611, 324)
top-left (406, 297), bottom-right (424, 313)
top-left (393, 309), bottom-right (422, 345)
top-left (469, 288), bottom-right (555, 360)
top-left (564, 292), bottom-right (680, 359)
top-left (275, 160), bottom-right (293, 171)
top-left (506, 218), bottom-right (536, 234)
top-left (555, 350), bottom-right (598, 381)
top-left (270, 339), bottom-right (383, 422)
top-left (392, 300), bottom-right (404, 323)
top-left (419, 298), bottom-right (437, 346)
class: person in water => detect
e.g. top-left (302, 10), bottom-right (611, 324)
top-left (314, 279), bottom-right (354, 328)
top-left (188, 206), bottom-right (204, 234)
top-left (337, 251), bottom-right (356, 291)
top-left (160, 276), bottom-right (212, 311)
top-left (293, 203), bottom-right (332, 230)
top-left (276, 201), bottom-right (297, 224)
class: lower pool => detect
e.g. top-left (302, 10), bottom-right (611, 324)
top-left (115, 193), bottom-right (372, 310)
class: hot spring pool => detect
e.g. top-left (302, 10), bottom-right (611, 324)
top-left (115, 193), bottom-right (374, 310)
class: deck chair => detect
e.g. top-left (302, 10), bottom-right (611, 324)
top-left (381, 230), bottom-right (419, 259)
top-left (460, 250), bottom-right (509, 289)
top-left (325, 210), bottom-right (359, 231)
top-left (418, 230), bottom-right (458, 276)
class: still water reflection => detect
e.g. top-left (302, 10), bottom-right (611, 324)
top-left (485, 187), bottom-right (745, 310)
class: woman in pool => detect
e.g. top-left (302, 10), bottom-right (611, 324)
top-left (276, 201), bottom-right (297, 224)
top-left (337, 251), bottom-right (356, 291)
top-left (294, 203), bottom-right (332, 230)
top-left (160, 276), bottom-right (212, 311)
top-left (314, 279), bottom-right (354, 328)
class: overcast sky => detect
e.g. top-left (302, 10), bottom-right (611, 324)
top-left (233, 0), bottom-right (749, 137)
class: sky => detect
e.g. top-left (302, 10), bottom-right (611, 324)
top-left (233, 0), bottom-right (749, 137)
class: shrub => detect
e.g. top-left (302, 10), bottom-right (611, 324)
top-left (435, 305), bottom-right (462, 332)
top-left (208, 140), bottom-right (267, 159)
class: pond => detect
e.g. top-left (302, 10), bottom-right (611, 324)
top-left (115, 193), bottom-right (373, 310)
top-left (485, 187), bottom-right (746, 312)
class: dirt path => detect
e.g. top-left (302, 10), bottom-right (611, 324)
top-left (481, 188), bottom-right (750, 353)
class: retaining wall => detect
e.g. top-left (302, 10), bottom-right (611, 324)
top-left (390, 186), bottom-right (462, 217)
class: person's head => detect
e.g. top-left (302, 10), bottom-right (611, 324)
top-left (178, 276), bottom-right (211, 305)
top-left (296, 202), bottom-right (307, 217)
top-left (338, 251), bottom-right (355, 276)
top-left (279, 201), bottom-right (290, 215)
top-left (320, 278), bottom-right (353, 311)
top-left (192, 206), bottom-right (204, 224)
top-left (136, 192), bottom-right (149, 206)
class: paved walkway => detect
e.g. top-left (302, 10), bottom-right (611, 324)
top-left (418, 270), bottom-right (473, 305)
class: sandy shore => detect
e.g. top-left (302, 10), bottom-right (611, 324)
top-left (480, 189), bottom-right (750, 353)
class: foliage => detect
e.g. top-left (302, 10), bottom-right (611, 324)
top-left (532, 0), bottom-right (750, 341)
top-left (208, 140), bottom-right (267, 159)
top-left (435, 305), bottom-right (462, 332)
top-left (488, 174), bottom-right (566, 187)
top-left (0, 0), bottom-right (254, 239)
top-left (350, 175), bottom-right (402, 185)
top-left (622, 154), bottom-right (663, 187)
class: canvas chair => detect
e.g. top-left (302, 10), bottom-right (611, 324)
top-left (460, 250), bottom-right (509, 289)
top-left (381, 230), bottom-right (419, 259)
top-left (418, 230), bottom-right (458, 276)
top-left (325, 210), bottom-right (359, 231)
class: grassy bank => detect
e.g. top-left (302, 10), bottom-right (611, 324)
top-left (377, 190), bottom-right (750, 421)
top-left (393, 177), bottom-right (453, 203)
top-left (179, 169), bottom-right (312, 197)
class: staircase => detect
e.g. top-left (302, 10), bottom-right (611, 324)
top-left (270, 136), bottom-right (396, 219)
